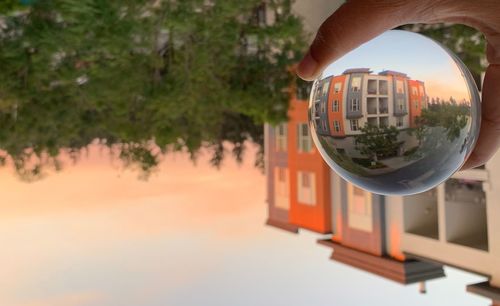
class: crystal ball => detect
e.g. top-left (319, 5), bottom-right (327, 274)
top-left (308, 30), bottom-right (481, 196)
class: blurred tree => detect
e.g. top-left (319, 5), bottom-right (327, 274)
top-left (0, 0), bottom-right (306, 180)
top-left (0, 0), bottom-right (25, 14)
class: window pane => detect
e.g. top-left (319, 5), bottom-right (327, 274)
top-left (301, 124), bottom-right (308, 136)
top-left (397, 80), bottom-right (404, 94)
top-left (302, 172), bottom-right (310, 187)
top-left (351, 77), bottom-right (361, 91)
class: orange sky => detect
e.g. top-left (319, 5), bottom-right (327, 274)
top-left (0, 143), bottom-right (488, 306)
top-left (0, 144), bottom-right (266, 306)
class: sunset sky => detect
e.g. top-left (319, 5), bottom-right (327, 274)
top-left (0, 144), bottom-right (489, 306)
top-left (323, 31), bottom-right (474, 102)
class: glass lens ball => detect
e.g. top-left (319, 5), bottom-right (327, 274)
top-left (308, 30), bottom-right (481, 196)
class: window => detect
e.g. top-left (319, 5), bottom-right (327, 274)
top-left (379, 80), bottom-right (388, 95)
top-left (415, 100), bottom-right (419, 109)
top-left (334, 82), bottom-right (342, 93)
top-left (301, 172), bottom-right (310, 187)
top-left (297, 171), bottom-right (316, 205)
top-left (367, 117), bottom-right (378, 127)
top-left (275, 123), bottom-right (287, 152)
top-left (296, 79), bottom-right (312, 100)
top-left (297, 123), bottom-right (312, 152)
top-left (246, 35), bottom-right (258, 55)
top-left (351, 77), bottom-right (361, 92)
top-left (255, 4), bottom-right (267, 26)
top-left (419, 84), bottom-right (425, 96)
top-left (347, 183), bottom-right (373, 232)
top-left (321, 81), bottom-right (330, 97)
top-left (397, 98), bottom-right (405, 111)
top-left (350, 119), bottom-right (359, 131)
top-left (351, 99), bottom-right (359, 112)
top-left (274, 167), bottom-right (290, 209)
top-left (396, 80), bottom-right (404, 94)
top-left (412, 86), bottom-right (418, 95)
top-left (332, 100), bottom-right (339, 112)
top-left (367, 79), bottom-right (377, 94)
top-left (321, 120), bottom-right (327, 131)
top-left (396, 117), bottom-right (404, 127)
top-left (333, 120), bottom-right (341, 132)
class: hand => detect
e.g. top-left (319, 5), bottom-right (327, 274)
top-left (297, 0), bottom-right (500, 169)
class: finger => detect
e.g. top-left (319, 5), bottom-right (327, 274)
top-left (461, 63), bottom-right (500, 169)
top-left (296, 0), bottom-right (423, 81)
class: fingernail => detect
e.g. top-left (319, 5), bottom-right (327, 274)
top-left (297, 51), bottom-right (318, 81)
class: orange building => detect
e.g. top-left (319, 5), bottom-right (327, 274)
top-left (266, 81), bottom-right (443, 284)
top-left (327, 74), bottom-right (347, 137)
top-left (314, 69), bottom-right (428, 137)
top-left (287, 94), bottom-right (332, 234)
top-left (407, 79), bottom-right (427, 127)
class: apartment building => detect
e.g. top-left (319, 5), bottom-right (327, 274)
top-left (311, 68), bottom-right (427, 139)
top-left (265, 87), bottom-right (500, 304)
top-left (265, 88), bottom-right (444, 286)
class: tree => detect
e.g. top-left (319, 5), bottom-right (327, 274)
top-left (355, 124), bottom-right (402, 162)
top-left (0, 0), bottom-right (306, 181)
top-left (417, 100), bottom-right (469, 142)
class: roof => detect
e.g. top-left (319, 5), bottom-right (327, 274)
top-left (342, 68), bottom-right (372, 74)
top-left (378, 70), bottom-right (409, 78)
top-left (318, 239), bottom-right (445, 284)
top-left (467, 282), bottom-right (500, 303)
top-left (266, 218), bottom-right (299, 233)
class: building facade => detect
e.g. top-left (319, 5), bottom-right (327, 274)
top-left (288, 93), bottom-right (332, 234)
top-left (313, 68), bottom-right (428, 139)
top-left (265, 84), bottom-right (500, 304)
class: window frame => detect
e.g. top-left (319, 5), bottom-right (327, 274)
top-left (351, 98), bottom-right (359, 112)
top-left (275, 123), bottom-right (288, 152)
top-left (350, 119), bottom-right (359, 131)
top-left (396, 80), bottom-right (404, 94)
top-left (297, 123), bottom-right (312, 153)
top-left (332, 100), bottom-right (339, 112)
top-left (334, 82), bottom-right (342, 93)
top-left (333, 120), bottom-right (341, 132)
top-left (351, 77), bottom-right (361, 92)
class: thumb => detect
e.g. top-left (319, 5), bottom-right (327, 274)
top-left (297, 0), bottom-right (422, 81)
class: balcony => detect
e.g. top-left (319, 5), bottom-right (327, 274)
top-left (379, 98), bottom-right (388, 114)
top-left (403, 189), bottom-right (439, 240)
top-left (379, 80), bottom-right (388, 95)
top-left (367, 117), bottom-right (378, 127)
top-left (367, 79), bottom-right (377, 94)
top-left (367, 97), bottom-right (377, 115)
top-left (444, 179), bottom-right (488, 251)
top-left (379, 116), bottom-right (388, 127)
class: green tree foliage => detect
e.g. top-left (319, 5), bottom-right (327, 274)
top-left (418, 101), bottom-right (470, 142)
top-left (0, 0), bottom-right (26, 14)
top-left (0, 0), bottom-right (306, 180)
top-left (355, 124), bottom-right (402, 162)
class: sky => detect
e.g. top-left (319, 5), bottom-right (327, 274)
top-left (0, 144), bottom-right (490, 306)
top-left (323, 30), bottom-right (474, 102)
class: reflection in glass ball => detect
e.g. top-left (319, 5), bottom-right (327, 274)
top-left (308, 30), bottom-right (481, 196)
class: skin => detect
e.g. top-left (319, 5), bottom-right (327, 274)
top-left (296, 0), bottom-right (500, 169)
